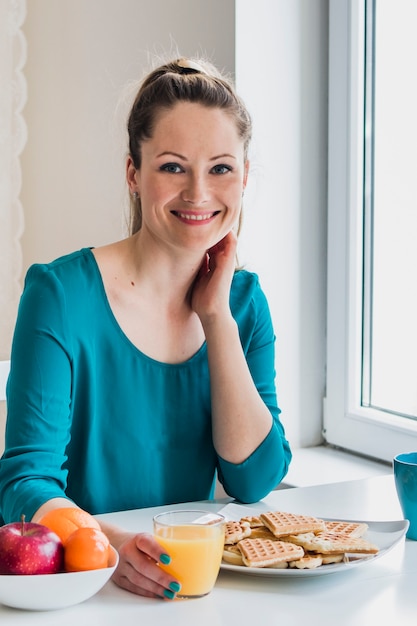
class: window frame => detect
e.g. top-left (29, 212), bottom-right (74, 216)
top-left (325, 0), bottom-right (417, 462)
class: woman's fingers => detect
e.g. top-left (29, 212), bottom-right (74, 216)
top-left (112, 532), bottom-right (181, 599)
top-left (207, 231), bottom-right (237, 271)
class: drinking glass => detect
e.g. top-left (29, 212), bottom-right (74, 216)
top-left (153, 509), bottom-right (225, 598)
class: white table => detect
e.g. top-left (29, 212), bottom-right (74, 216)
top-left (1, 475), bottom-right (415, 625)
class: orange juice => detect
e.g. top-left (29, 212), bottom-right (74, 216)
top-left (153, 511), bottom-right (225, 598)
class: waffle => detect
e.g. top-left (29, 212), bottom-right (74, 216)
top-left (222, 544), bottom-right (244, 566)
top-left (291, 531), bottom-right (379, 555)
top-left (281, 532), bottom-right (316, 547)
top-left (320, 553), bottom-right (345, 564)
top-left (237, 538), bottom-right (304, 568)
top-left (264, 560), bottom-right (289, 569)
top-left (260, 511), bottom-right (325, 538)
top-left (289, 554), bottom-right (323, 569)
top-left (324, 520), bottom-right (368, 537)
top-left (248, 526), bottom-right (277, 540)
top-left (240, 515), bottom-right (265, 528)
top-left (224, 520), bottom-right (251, 545)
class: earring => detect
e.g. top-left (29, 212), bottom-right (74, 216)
top-left (132, 191), bottom-right (138, 200)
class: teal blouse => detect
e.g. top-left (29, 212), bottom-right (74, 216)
top-left (0, 248), bottom-right (291, 523)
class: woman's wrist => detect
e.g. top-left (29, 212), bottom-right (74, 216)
top-left (96, 521), bottom-right (133, 549)
top-left (200, 310), bottom-right (237, 336)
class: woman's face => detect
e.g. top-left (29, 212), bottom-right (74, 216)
top-left (128, 101), bottom-right (248, 254)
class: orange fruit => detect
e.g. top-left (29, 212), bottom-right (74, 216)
top-left (38, 507), bottom-right (101, 544)
top-left (64, 527), bottom-right (110, 572)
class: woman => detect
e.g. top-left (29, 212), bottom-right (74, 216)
top-left (0, 57), bottom-right (291, 599)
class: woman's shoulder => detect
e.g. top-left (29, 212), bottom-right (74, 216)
top-left (231, 268), bottom-right (270, 315)
top-left (231, 268), bottom-right (263, 300)
top-left (26, 248), bottom-right (95, 281)
top-left (23, 248), bottom-right (99, 302)
top-left (231, 269), bottom-right (274, 345)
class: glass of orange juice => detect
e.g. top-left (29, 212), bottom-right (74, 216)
top-left (153, 509), bottom-right (226, 598)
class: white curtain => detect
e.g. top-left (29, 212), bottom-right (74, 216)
top-left (0, 0), bottom-right (27, 359)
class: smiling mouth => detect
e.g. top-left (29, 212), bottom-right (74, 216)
top-left (172, 211), bottom-right (220, 221)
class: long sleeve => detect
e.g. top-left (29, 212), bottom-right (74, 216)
top-left (0, 264), bottom-right (74, 523)
top-left (216, 272), bottom-right (291, 502)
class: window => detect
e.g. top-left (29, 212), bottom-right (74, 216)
top-left (325, 0), bottom-right (417, 462)
top-left (362, 0), bottom-right (417, 419)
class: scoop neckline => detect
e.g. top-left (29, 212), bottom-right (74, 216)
top-left (84, 247), bottom-right (207, 367)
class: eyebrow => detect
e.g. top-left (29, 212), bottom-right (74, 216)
top-left (156, 151), bottom-right (237, 161)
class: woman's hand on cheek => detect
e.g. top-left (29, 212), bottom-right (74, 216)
top-left (111, 532), bottom-right (181, 600)
top-left (191, 231), bottom-right (237, 325)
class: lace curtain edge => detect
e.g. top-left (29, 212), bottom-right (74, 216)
top-left (0, 0), bottom-right (27, 359)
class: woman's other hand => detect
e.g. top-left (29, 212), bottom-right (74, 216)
top-left (110, 530), bottom-right (181, 600)
top-left (191, 231), bottom-right (237, 325)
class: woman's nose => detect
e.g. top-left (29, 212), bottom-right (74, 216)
top-left (181, 174), bottom-right (209, 204)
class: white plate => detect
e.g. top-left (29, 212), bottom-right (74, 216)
top-left (220, 519), bottom-right (408, 578)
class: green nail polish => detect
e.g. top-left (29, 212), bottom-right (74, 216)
top-left (160, 553), bottom-right (171, 565)
top-left (163, 588), bottom-right (175, 600)
top-left (169, 581), bottom-right (181, 593)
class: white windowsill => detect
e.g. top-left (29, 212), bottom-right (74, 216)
top-left (214, 445), bottom-right (391, 498)
top-left (281, 445), bottom-right (392, 488)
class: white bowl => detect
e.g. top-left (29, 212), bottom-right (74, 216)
top-left (0, 545), bottom-right (118, 611)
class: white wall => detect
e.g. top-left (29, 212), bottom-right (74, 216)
top-left (236, 0), bottom-right (328, 448)
top-left (20, 0), bottom-right (235, 271)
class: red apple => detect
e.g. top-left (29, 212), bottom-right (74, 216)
top-left (0, 516), bottom-right (64, 575)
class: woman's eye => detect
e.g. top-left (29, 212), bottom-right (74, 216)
top-left (160, 163), bottom-right (183, 173)
top-left (211, 164), bottom-right (232, 175)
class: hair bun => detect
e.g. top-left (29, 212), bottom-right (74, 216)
top-left (176, 58), bottom-right (207, 74)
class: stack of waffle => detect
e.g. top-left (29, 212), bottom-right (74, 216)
top-left (222, 511), bottom-right (379, 570)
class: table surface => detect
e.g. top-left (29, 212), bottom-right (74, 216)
top-left (1, 474), bottom-right (415, 625)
